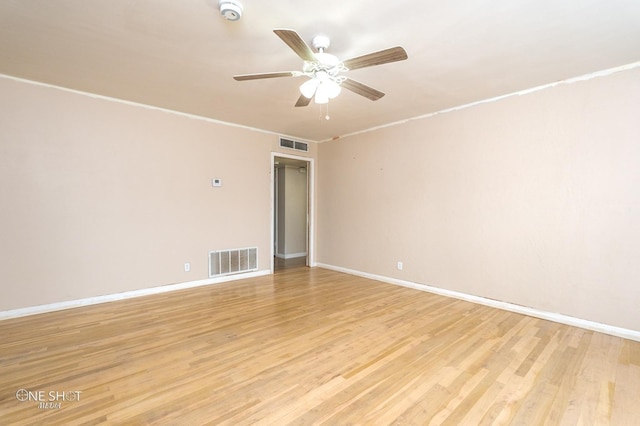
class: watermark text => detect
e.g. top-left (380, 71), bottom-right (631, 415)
top-left (15, 388), bottom-right (82, 410)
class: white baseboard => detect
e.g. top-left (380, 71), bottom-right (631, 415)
top-left (275, 252), bottom-right (307, 259)
top-left (0, 269), bottom-right (271, 321)
top-left (316, 263), bottom-right (640, 343)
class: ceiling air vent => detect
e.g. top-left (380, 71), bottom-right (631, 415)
top-left (280, 137), bottom-right (308, 152)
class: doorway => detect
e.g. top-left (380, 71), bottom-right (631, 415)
top-left (271, 153), bottom-right (314, 272)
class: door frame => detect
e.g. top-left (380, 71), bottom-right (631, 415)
top-left (270, 152), bottom-right (315, 273)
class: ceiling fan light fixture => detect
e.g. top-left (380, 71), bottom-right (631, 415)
top-left (314, 88), bottom-right (329, 104)
top-left (299, 78), bottom-right (319, 98)
top-left (233, 29), bottom-right (408, 108)
top-left (324, 79), bottom-right (342, 99)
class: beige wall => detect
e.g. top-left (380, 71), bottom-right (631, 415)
top-left (317, 67), bottom-right (640, 331)
top-left (0, 77), bottom-right (315, 311)
top-left (2, 67), bottom-right (639, 334)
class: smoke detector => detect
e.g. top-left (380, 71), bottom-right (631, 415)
top-left (219, 0), bottom-right (243, 21)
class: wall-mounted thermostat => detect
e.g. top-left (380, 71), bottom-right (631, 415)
top-left (212, 178), bottom-right (222, 187)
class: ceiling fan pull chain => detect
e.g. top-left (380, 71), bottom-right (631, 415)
top-left (318, 102), bottom-right (331, 121)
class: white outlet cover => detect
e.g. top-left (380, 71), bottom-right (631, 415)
top-left (212, 178), bottom-right (222, 187)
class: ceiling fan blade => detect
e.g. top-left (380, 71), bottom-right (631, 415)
top-left (233, 71), bottom-right (296, 81)
top-left (295, 94), bottom-right (312, 107)
top-left (274, 29), bottom-right (316, 62)
top-left (342, 46), bottom-right (408, 71)
top-left (342, 78), bottom-right (385, 101)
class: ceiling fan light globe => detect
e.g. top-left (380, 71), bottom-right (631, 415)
top-left (300, 79), bottom-right (319, 98)
top-left (325, 80), bottom-right (342, 99)
top-left (314, 86), bottom-right (329, 104)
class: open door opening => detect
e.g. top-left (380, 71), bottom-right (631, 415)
top-left (272, 153), bottom-right (313, 272)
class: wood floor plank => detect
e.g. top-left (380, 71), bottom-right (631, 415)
top-left (1, 266), bottom-right (639, 424)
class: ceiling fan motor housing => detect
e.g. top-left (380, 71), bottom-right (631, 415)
top-left (312, 35), bottom-right (330, 51)
top-left (219, 0), bottom-right (243, 21)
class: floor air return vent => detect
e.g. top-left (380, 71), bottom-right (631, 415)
top-left (209, 247), bottom-right (258, 278)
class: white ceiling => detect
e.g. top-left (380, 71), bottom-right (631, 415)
top-left (1, 0), bottom-right (639, 142)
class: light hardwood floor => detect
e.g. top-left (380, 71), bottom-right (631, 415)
top-left (1, 267), bottom-right (639, 425)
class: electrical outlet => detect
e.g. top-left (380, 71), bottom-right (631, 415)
top-left (184, 262), bottom-right (191, 272)
top-left (397, 261), bottom-right (403, 270)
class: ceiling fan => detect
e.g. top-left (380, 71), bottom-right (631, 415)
top-left (233, 29), bottom-right (408, 107)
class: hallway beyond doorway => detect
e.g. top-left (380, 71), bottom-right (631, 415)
top-left (274, 255), bottom-right (307, 271)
